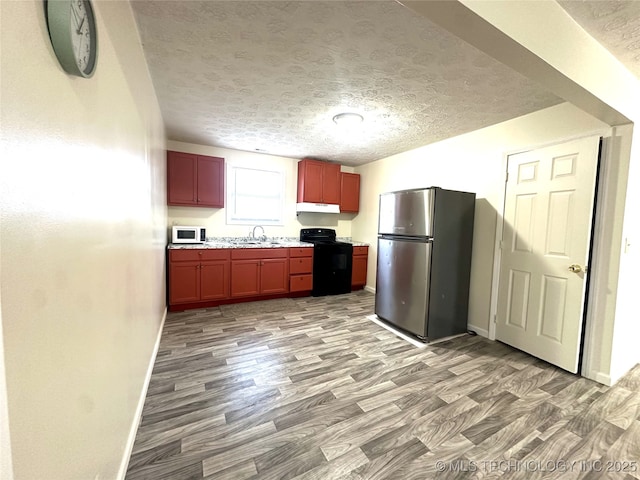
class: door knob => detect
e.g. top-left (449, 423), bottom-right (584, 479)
top-left (568, 264), bottom-right (585, 273)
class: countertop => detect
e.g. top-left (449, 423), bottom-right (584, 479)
top-left (168, 237), bottom-right (369, 249)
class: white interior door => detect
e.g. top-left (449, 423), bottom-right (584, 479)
top-left (496, 136), bottom-right (601, 373)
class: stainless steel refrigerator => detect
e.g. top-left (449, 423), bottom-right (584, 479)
top-left (375, 187), bottom-right (475, 341)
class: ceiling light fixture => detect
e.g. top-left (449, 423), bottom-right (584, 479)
top-left (332, 112), bottom-right (364, 126)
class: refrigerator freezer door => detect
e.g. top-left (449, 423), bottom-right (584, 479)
top-left (378, 188), bottom-right (435, 237)
top-left (375, 237), bottom-right (432, 338)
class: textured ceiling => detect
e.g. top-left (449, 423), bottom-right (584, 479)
top-left (559, 1), bottom-right (640, 80)
top-left (131, 1), bottom-right (566, 166)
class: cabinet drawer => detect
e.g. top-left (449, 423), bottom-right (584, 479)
top-left (289, 247), bottom-right (313, 258)
top-left (170, 249), bottom-right (202, 262)
top-left (353, 246), bottom-right (369, 256)
top-left (231, 248), bottom-right (288, 260)
top-left (290, 274), bottom-right (312, 292)
top-left (289, 257), bottom-right (312, 274)
top-left (170, 249), bottom-right (230, 262)
top-left (201, 249), bottom-right (230, 261)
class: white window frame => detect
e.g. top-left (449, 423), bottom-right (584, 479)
top-left (226, 163), bottom-right (285, 226)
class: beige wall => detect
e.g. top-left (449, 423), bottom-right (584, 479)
top-left (0, 1), bottom-right (166, 479)
top-left (0, 284), bottom-right (12, 480)
top-left (166, 140), bottom-right (354, 240)
top-left (353, 103), bottom-right (609, 336)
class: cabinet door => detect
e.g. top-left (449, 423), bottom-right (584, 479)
top-left (197, 156), bottom-right (224, 207)
top-left (231, 260), bottom-right (261, 297)
top-left (201, 260), bottom-right (230, 301)
top-left (261, 258), bottom-right (289, 294)
top-left (322, 162), bottom-right (341, 205)
top-left (352, 255), bottom-right (368, 287)
top-left (169, 261), bottom-right (200, 304)
top-left (167, 151), bottom-right (197, 206)
top-left (297, 159), bottom-right (323, 203)
top-left (340, 172), bottom-right (360, 213)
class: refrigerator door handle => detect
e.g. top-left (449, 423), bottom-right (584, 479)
top-left (379, 234), bottom-right (433, 243)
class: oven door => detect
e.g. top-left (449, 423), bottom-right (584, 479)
top-left (312, 243), bottom-right (353, 296)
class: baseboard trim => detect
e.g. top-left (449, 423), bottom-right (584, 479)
top-left (583, 368), bottom-right (612, 386)
top-left (117, 307), bottom-right (167, 480)
top-left (467, 325), bottom-right (489, 338)
top-left (364, 285), bottom-right (375, 294)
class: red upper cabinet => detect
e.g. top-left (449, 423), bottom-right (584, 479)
top-left (298, 160), bottom-right (323, 203)
top-left (297, 158), bottom-right (340, 205)
top-left (167, 151), bottom-right (197, 205)
top-left (196, 156), bottom-right (225, 207)
top-left (322, 163), bottom-right (341, 204)
top-left (340, 172), bottom-right (360, 213)
top-left (167, 151), bottom-right (224, 208)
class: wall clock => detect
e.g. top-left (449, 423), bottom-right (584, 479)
top-left (46, 0), bottom-right (98, 78)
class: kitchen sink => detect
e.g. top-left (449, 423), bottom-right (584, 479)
top-left (224, 238), bottom-right (288, 247)
top-left (230, 240), bottom-right (277, 245)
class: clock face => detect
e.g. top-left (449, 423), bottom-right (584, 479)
top-left (70, 0), bottom-right (92, 72)
top-left (47, 0), bottom-right (98, 78)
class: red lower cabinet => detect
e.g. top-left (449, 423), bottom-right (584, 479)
top-left (230, 249), bottom-right (289, 298)
top-left (200, 261), bottom-right (230, 300)
top-left (168, 249), bottom-right (230, 306)
top-left (169, 261), bottom-right (200, 304)
top-left (352, 246), bottom-right (368, 289)
top-left (168, 246), bottom-right (314, 311)
top-left (261, 259), bottom-right (289, 295)
top-left (289, 248), bottom-right (313, 293)
top-left (230, 260), bottom-right (261, 297)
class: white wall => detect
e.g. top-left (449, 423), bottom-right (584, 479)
top-left (166, 140), bottom-right (355, 240)
top-left (608, 125), bottom-right (640, 382)
top-left (456, 0), bottom-right (640, 386)
top-left (396, 0), bottom-right (640, 385)
top-left (353, 103), bottom-right (609, 337)
top-left (0, 1), bottom-right (166, 479)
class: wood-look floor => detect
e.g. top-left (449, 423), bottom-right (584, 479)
top-left (126, 291), bottom-right (640, 480)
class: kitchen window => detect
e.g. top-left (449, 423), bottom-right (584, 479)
top-left (226, 164), bottom-right (284, 225)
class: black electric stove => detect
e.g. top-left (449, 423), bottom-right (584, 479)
top-left (300, 228), bottom-right (353, 296)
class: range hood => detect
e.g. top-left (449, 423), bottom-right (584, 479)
top-left (296, 202), bottom-right (340, 214)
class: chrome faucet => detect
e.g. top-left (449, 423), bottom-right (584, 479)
top-left (251, 225), bottom-right (266, 241)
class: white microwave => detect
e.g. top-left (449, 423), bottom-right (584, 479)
top-left (172, 226), bottom-right (206, 244)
